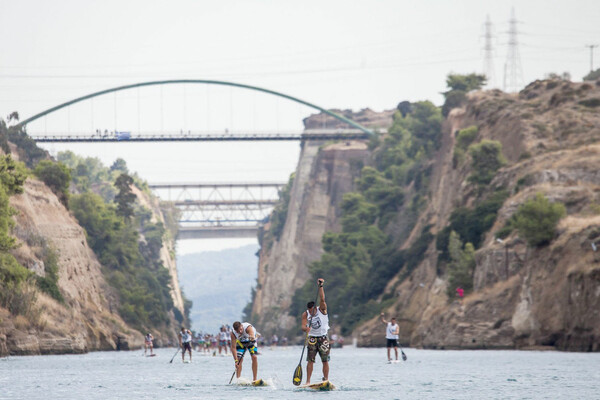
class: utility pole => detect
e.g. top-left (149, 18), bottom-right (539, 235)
top-left (504, 8), bottom-right (523, 93)
top-left (586, 44), bottom-right (599, 72)
top-left (483, 15), bottom-right (495, 88)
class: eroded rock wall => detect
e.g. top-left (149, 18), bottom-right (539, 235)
top-left (1, 178), bottom-right (140, 356)
top-left (253, 140), bottom-right (370, 334)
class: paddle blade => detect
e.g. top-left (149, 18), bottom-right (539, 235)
top-left (401, 351), bottom-right (407, 361)
top-left (293, 364), bottom-right (303, 386)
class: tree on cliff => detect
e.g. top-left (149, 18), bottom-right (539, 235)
top-left (0, 155), bottom-right (35, 316)
top-left (34, 160), bottom-right (71, 207)
top-left (442, 73), bottom-right (487, 117)
top-left (514, 193), bottom-right (566, 247)
top-left (114, 173), bottom-right (136, 220)
top-left (445, 231), bottom-right (475, 298)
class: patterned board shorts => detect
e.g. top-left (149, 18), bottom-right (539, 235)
top-left (236, 340), bottom-right (258, 357)
top-left (307, 335), bottom-right (330, 363)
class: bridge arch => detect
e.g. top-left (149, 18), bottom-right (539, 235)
top-left (17, 79), bottom-right (373, 135)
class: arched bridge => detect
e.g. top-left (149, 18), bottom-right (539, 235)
top-left (21, 80), bottom-right (374, 238)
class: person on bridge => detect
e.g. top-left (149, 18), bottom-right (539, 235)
top-left (230, 321), bottom-right (260, 381)
top-left (301, 278), bottom-right (330, 385)
top-left (179, 326), bottom-right (193, 363)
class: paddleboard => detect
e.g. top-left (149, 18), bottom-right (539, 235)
top-left (300, 380), bottom-right (336, 391)
top-left (146, 354), bottom-right (157, 357)
top-left (388, 359), bottom-right (400, 364)
top-left (235, 379), bottom-right (268, 387)
top-left (183, 360), bottom-right (191, 363)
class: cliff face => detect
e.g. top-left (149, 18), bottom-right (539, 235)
top-left (255, 80), bottom-right (600, 351)
top-left (356, 80), bottom-right (600, 351)
top-left (1, 178), bottom-right (140, 356)
top-left (0, 161), bottom-right (185, 356)
top-left (252, 140), bottom-right (370, 333)
top-left (132, 185), bottom-right (184, 315)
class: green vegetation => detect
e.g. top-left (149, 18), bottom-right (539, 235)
top-left (445, 231), bottom-right (475, 299)
top-left (583, 68), bottom-right (600, 81)
top-left (35, 246), bottom-right (64, 303)
top-left (578, 98), bottom-right (600, 108)
top-left (442, 73), bottom-right (486, 117)
top-left (57, 151), bottom-right (117, 200)
top-left (453, 125), bottom-right (478, 167)
top-left (437, 189), bottom-right (509, 261)
top-left (33, 160), bottom-right (71, 206)
top-left (467, 140), bottom-right (506, 186)
top-left (514, 193), bottom-right (566, 247)
top-left (0, 153), bottom-right (38, 316)
top-left (70, 190), bottom-right (175, 329)
top-left (114, 173), bottom-right (136, 220)
top-left (269, 174), bottom-right (294, 240)
top-left (50, 150), bottom-right (187, 330)
top-left (290, 102), bottom-right (442, 335)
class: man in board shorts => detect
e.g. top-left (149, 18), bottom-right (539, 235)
top-left (380, 313), bottom-right (399, 361)
top-left (230, 321), bottom-right (260, 381)
top-left (301, 278), bottom-right (330, 385)
top-left (179, 326), bottom-right (193, 363)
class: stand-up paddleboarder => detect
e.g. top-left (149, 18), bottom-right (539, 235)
top-left (301, 278), bottom-right (330, 385)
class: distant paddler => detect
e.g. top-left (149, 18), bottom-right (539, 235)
top-left (179, 326), bottom-right (193, 363)
top-left (230, 321), bottom-right (260, 382)
top-left (144, 332), bottom-right (154, 356)
top-left (301, 278), bottom-right (330, 385)
top-left (380, 313), bottom-right (399, 362)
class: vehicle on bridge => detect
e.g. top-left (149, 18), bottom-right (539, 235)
top-left (116, 131), bottom-right (131, 140)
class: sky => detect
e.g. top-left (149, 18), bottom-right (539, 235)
top-left (1, 0), bottom-right (599, 253)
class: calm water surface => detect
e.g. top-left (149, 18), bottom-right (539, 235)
top-left (1, 346), bottom-right (598, 399)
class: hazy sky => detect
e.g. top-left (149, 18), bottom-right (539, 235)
top-left (1, 0), bottom-right (599, 253)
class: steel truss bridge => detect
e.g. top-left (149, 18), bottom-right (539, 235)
top-left (149, 182), bottom-right (285, 239)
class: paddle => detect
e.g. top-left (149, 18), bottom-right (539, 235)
top-left (228, 348), bottom-right (245, 384)
top-left (169, 347), bottom-right (180, 363)
top-left (292, 284), bottom-right (320, 386)
top-left (399, 344), bottom-right (407, 361)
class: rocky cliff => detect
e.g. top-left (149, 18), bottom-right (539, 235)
top-left (357, 80), bottom-right (600, 351)
top-left (254, 79), bottom-right (600, 351)
top-left (0, 152), bottom-right (185, 356)
top-left (252, 111), bottom-right (391, 335)
top-left (0, 177), bottom-right (139, 356)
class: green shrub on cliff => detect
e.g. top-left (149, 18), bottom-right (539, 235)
top-left (269, 173), bottom-right (294, 240)
top-left (453, 125), bottom-right (478, 167)
top-left (34, 160), bottom-right (71, 207)
top-left (0, 154), bottom-right (36, 315)
top-left (467, 140), bottom-right (506, 185)
top-left (514, 193), bottom-right (566, 247)
top-left (446, 231), bottom-right (475, 299)
top-left (442, 73), bottom-right (486, 117)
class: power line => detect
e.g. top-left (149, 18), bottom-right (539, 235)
top-left (482, 14), bottom-right (495, 88)
top-left (586, 44), bottom-right (599, 72)
top-left (504, 8), bottom-right (523, 93)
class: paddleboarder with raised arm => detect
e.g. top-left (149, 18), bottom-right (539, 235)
top-left (230, 321), bottom-right (260, 382)
top-left (302, 278), bottom-right (330, 385)
top-left (380, 313), bottom-right (400, 362)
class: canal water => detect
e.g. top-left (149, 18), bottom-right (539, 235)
top-left (1, 346), bottom-right (598, 399)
